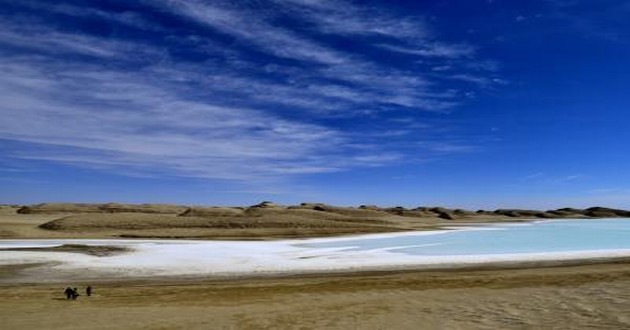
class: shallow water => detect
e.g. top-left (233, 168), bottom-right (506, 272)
top-left (298, 219), bottom-right (630, 256)
top-left (1, 219), bottom-right (630, 279)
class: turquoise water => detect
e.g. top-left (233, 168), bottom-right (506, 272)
top-left (2, 219), bottom-right (630, 281)
top-left (298, 219), bottom-right (630, 256)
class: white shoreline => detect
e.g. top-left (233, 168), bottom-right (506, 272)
top-left (2, 218), bottom-right (630, 281)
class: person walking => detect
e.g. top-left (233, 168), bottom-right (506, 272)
top-left (86, 286), bottom-right (92, 297)
top-left (64, 287), bottom-right (74, 300)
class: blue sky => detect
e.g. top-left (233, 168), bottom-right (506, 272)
top-left (1, 0), bottom-right (629, 209)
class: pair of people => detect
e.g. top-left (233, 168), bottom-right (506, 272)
top-left (64, 286), bottom-right (92, 300)
top-left (64, 287), bottom-right (78, 300)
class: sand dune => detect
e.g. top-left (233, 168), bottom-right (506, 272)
top-left (17, 202), bottom-right (630, 219)
top-left (0, 202), bottom-right (627, 240)
top-left (17, 203), bottom-right (188, 215)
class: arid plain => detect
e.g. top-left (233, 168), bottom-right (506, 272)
top-left (2, 203), bottom-right (630, 329)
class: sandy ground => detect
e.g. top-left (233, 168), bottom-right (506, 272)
top-left (0, 212), bottom-right (72, 238)
top-left (1, 263), bottom-right (630, 329)
top-left (0, 208), bottom-right (524, 240)
top-left (4, 203), bottom-right (626, 241)
top-left (0, 209), bottom-right (406, 240)
top-left (3, 209), bottom-right (630, 329)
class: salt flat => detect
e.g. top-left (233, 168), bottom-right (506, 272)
top-left (3, 219), bottom-right (630, 282)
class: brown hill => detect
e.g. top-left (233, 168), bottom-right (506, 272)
top-left (18, 203), bottom-right (187, 215)
top-left (35, 204), bottom-right (399, 239)
top-left (4, 202), bottom-right (626, 239)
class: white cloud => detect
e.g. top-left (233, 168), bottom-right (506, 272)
top-left (272, 0), bottom-right (430, 40)
top-left (19, 1), bottom-right (163, 31)
top-left (0, 27), bottom-right (145, 59)
top-left (0, 55), bottom-right (403, 180)
top-left (0, 0), bottom-right (497, 181)
top-left (378, 43), bottom-right (475, 58)
top-left (156, 0), bottom-right (350, 65)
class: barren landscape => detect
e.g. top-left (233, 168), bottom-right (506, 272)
top-left (4, 0), bottom-right (629, 328)
top-left (2, 203), bottom-right (630, 329)
top-left (2, 263), bottom-right (630, 329)
top-left (2, 202), bottom-right (629, 240)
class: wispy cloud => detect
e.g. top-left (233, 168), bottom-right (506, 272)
top-left (518, 172), bottom-right (587, 185)
top-left (0, 59), bottom-right (369, 180)
top-left (0, 0), bottom-right (498, 181)
top-left (378, 43), bottom-right (475, 58)
top-left (0, 24), bottom-right (150, 59)
top-left (273, 0), bottom-right (479, 63)
top-left (18, 0), bottom-right (163, 32)
top-left (157, 0), bottom-right (349, 65)
top-left (272, 0), bottom-right (431, 40)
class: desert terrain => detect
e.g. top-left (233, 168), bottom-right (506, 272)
top-left (1, 263), bottom-right (630, 329)
top-left (2, 202), bottom-right (629, 240)
top-left (2, 203), bottom-right (630, 329)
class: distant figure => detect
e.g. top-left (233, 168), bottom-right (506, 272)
top-left (72, 287), bottom-right (80, 300)
top-left (64, 287), bottom-right (74, 300)
top-left (86, 286), bottom-right (92, 297)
